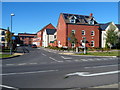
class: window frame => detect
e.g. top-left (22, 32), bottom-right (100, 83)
top-left (70, 19), bottom-right (75, 23)
top-left (91, 31), bottom-right (95, 36)
top-left (1, 37), bottom-right (5, 41)
top-left (72, 30), bottom-right (75, 34)
top-left (1, 31), bottom-right (5, 35)
top-left (82, 30), bottom-right (85, 35)
top-left (91, 40), bottom-right (94, 47)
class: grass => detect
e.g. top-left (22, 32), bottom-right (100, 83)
top-left (0, 54), bottom-right (13, 58)
top-left (77, 51), bottom-right (120, 56)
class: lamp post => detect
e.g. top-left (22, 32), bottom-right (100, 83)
top-left (10, 13), bottom-right (15, 55)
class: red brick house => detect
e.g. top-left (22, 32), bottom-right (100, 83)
top-left (57, 13), bottom-right (101, 48)
top-left (33, 23), bottom-right (56, 47)
top-left (18, 33), bottom-right (37, 45)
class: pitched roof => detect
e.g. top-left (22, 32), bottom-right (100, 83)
top-left (115, 24), bottom-right (120, 30)
top-left (61, 13), bottom-right (98, 25)
top-left (37, 23), bottom-right (56, 33)
top-left (46, 29), bottom-right (56, 35)
top-left (99, 22), bottom-right (112, 30)
top-left (0, 28), bottom-right (7, 31)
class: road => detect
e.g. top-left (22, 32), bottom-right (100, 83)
top-left (1, 46), bottom-right (119, 89)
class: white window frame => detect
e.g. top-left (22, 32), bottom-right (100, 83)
top-left (70, 19), bottom-right (75, 23)
top-left (82, 30), bottom-right (85, 35)
top-left (91, 31), bottom-right (95, 36)
top-left (91, 40), bottom-right (94, 47)
top-left (71, 42), bottom-right (75, 48)
top-left (72, 30), bottom-right (75, 34)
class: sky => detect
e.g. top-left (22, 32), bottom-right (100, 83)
top-left (1, 2), bottom-right (119, 34)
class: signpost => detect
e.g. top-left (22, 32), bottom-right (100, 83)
top-left (83, 38), bottom-right (87, 54)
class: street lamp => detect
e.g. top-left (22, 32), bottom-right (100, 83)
top-left (10, 13), bottom-right (15, 55)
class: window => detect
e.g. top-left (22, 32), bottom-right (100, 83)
top-left (82, 30), bottom-right (85, 35)
top-left (82, 37), bottom-right (86, 43)
top-left (54, 35), bottom-right (56, 39)
top-left (70, 19), bottom-right (75, 23)
top-left (71, 43), bottom-right (75, 48)
top-left (72, 30), bottom-right (75, 34)
top-left (89, 20), bottom-right (94, 25)
top-left (1, 31), bottom-right (5, 35)
top-left (91, 41), bottom-right (94, 47)
top-left (91, 31), bottom-right (95, 36)
top-left (1, 37), bottom-right (5, 41)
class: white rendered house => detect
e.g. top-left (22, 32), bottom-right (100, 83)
top-left (0, 28), bottom-right (7, 47)
top-left (42, 29), bottom-right (56, 47)
top-left (100, 22), bottom-right (120, 48)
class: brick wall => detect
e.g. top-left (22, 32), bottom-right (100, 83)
top-left (67, 24), bottom-right (100, 48)
top-left (57, 14), bottom-right (67, 47)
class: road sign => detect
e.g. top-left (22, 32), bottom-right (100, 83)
top-left (68, 38), bottom-right (70, 41)
top-left (12, 36), bottom-right (16, 40)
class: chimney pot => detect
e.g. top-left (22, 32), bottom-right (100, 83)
top-left (90, 13), bottom-right (93, 17)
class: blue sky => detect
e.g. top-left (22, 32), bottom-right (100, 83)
top-left (2, 2), bottom-right (118, 34)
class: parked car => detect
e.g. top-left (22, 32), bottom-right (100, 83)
top-left (31, 44), bottom-right (37, 48)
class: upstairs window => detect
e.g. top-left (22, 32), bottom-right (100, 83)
top-left (1, 37), bottom-right (5, 41)
top-left (82, 30), bottom-right (85, 35)
top-left (1, 31), bottom-right (5, 35)
top-left (89, 20), bottom-right (94, 25)
top-left (72, 30), bottom-right (75, 34)
top-left (91, 41), bottom-right (94, 47)
top-left (69, 16), bottom-right (76, 23)
top-left (91, 31), bottom-right (95, 36)
top-left (70, 19), bottom-right (75, 23)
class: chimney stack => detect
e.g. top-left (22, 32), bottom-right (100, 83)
top-left (90, 13), bottom-right (93, 17)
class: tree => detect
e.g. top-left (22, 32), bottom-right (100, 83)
top-left (105, 23), bottom-right (119, 49)
top-left (69, 32), bottom-right (78, 48)
top-left (5, 27), bottom-right (11, 48)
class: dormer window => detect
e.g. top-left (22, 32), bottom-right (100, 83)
top-left (69, 16), bottom-right (77, 23)
top-left (70, 19), bottom-right (75, 23)
top-left (89, 19), bottom-right (94, 25)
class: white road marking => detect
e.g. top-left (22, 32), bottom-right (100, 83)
top-left (96, 59), bottom-right (102, 61)
top-left (81, 59), bottom-right (88, 61)
top-left (41, 53), bottom-right (47, 56)
top-left (1, 70), bottom-right (58, 76)
top-left (85, 64), bottom-right (119, 69)
top-left (65, 70), bottom-right (120, 77)
top-left (88, 59), bottom-right (95, 61)
top-left (0, 84), bottom-right (18, 90)
top-left (29, 63), bottom-right (37, 65)
top-left (74, 59), bottom-right (80, 62)
top-left (49, 57), bottom-right (60, 62)
top-left (61, 56), bottom-right (72, 59)
top-left (18, 63), bottom-right (27, 66)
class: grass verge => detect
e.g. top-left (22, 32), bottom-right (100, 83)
top-left (77, 51), bottom-right (120, 56)
top-left (0, 54), bottom-right (13, 58)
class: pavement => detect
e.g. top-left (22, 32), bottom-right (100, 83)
top-left (93, 83), bottom-right (119, 88)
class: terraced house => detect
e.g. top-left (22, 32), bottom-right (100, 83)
top-left (57, 13), bottom-right (100, 48)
